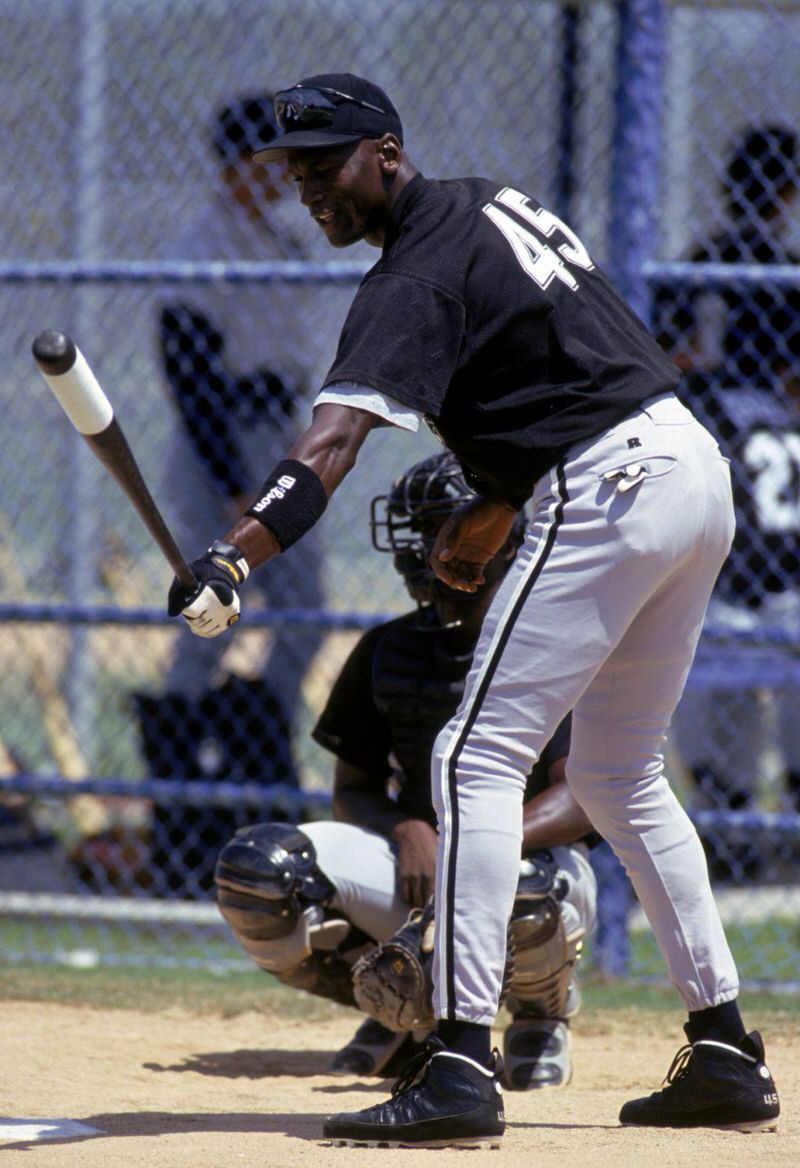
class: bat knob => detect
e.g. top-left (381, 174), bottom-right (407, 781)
top-left (32, 330), bottom-right (77, 375)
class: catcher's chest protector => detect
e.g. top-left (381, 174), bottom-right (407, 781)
top-left (372, 623), bottom-right (471, 804)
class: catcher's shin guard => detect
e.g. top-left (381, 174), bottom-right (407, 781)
top-left (504, 852), bottom-right (585, 1021)
top-left (502, 1016), bottom-right (572, 1090)
top-left (215, 822), bottom-right (363, 1008)
top-left (500, 854), bottom-right (584, 1090)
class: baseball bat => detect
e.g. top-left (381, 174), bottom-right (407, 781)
top-left (31, 330), bottom-right (197, 591)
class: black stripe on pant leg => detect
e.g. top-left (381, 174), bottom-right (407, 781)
top-left (442, 461), bottom-right (569, 1019)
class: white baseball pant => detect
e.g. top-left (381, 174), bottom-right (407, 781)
top-left (432, 391), bottom-right (738, 1024)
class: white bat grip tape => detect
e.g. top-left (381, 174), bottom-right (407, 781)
top-left (42, 347), bottom-right (114, 435)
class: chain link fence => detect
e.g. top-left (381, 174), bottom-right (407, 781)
top-left (1, 0), bottom-right (799, 987)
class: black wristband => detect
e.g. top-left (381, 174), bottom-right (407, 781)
top-left (245, 459), bottom-right (328, 550)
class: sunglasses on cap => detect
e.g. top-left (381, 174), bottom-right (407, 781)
top-left (274, 86), bottom-right (387, 132)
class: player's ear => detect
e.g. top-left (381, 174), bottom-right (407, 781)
top-left (376, 134), bottom-right (402, 175)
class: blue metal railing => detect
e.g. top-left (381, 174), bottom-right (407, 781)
top-left (0, 602), bottom-right (388, 630)
top-left (0, 773), bottom-right (331, 814)
top-left (644, 261), bottom-right (800, 288)
top-left (0, 259), bottom-right (369, 284)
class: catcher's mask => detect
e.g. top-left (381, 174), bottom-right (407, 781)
top-left (370, 451), bottom-right (526, 617)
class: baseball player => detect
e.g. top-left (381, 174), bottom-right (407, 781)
top-left (168, 74), bottom-right (780, 1145)
top-left (214, 451), bottom-right (598, 1090)
top-left (653, 124), bottom-right (800, 392)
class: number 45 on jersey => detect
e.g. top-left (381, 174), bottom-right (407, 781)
top-left (484, 188), bottom-right (595, 291)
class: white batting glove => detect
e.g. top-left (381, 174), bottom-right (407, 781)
top-left (180, 584), bottom-right (240, 637)
top-left (167, 540), bottom-right (250, 638)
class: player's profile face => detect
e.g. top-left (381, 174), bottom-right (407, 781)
top-left (286, 140), bottom-right (390, 248)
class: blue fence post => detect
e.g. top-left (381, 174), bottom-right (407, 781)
top-left (592, 0), bottom-right (665, 977)
top-left (608, 0), bottom-right (666, 325)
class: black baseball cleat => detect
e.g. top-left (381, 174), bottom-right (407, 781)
top-left (323, 1037), bottom-right (505, 1148)
top-left (619, 1028), bottom-right (780, 1132)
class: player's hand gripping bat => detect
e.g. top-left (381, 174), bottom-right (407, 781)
top-left (31, 329), bottom-right (197, 592)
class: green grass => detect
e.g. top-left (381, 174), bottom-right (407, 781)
top-left (627, 919), bottom-right (800, 983)
top-left (0, 961), bottom-right (335, 1018)
top-left (2, 902), bottom-right (799, 1030)
top-left (6, 914), bottom-right (800, 979)
top-left (0, 916), bottom-right (242, 967)
top-left (1, 960), bottom-right (799, 1032)
top-left (2, 914), bottom-right (799, 1025)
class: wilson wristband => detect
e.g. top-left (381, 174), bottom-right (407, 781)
top-left (245, 459), bottom-right (328, 550)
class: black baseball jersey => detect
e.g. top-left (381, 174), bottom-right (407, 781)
top-left (312, 608), bottom-right (572, 829)
top-left (324, 174), bottom-right (680, 504)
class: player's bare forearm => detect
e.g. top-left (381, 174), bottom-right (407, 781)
top-left (223, 513), bottom-right (283, 569)
top-left (392, 818), bottom-right (438, 906)
top-left (333, 784), bottom-right (408, 833)
top-left (521, 763), bottom-right (593, 852)
top-left (225, 402), bottom-right (381, 569)
top-left (333, 761), bottom-right (437, 905)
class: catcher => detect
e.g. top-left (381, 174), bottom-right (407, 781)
top-left (214, 452), bottom-right (598, 1088)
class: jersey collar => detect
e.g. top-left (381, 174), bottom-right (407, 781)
top-left (382, 172), bottom-right (428, 253)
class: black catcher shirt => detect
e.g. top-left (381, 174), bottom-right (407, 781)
top-left (311, 609), bottom-right (573, 829)
top-left (324, 174), bottom-right (680, 504)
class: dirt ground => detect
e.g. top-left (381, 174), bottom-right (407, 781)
top-left (0, 1002), bottom-right (797, 1166)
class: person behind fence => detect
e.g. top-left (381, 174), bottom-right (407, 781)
top-left (713, 375), bottom-right (800, 792)
top-left (654, 125), bottom-right (800, 880)
top-left (653, 124), bottom-right (800, 395)
top-left (167, 74), bottom-right (780, 1144)
top-left (675, 376), bottom-right (800, 880)
top-left (214, 450), bottom-right (598, 1090)
top-left (135, 93), bottom-right (329, 894)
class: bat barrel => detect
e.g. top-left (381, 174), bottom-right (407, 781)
top-left (32, 331), bottom-right (114, 436)
top-left (32, 329), bottom-right (197, 593)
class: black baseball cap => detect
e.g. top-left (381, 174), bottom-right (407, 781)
top-left (253, 72), bottom-right (403, 160)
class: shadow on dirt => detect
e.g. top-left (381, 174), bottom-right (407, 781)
top-left (143, 1047), bottom-right (331, 1078)
top-left (141, 1049), bottom-right (400, 1094)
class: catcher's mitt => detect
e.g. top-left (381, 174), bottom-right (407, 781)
top-left (352, 897), bottom-right (436, 1032)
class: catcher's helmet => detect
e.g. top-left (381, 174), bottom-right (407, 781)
top-left (370, 452), bottom-right (525, 607)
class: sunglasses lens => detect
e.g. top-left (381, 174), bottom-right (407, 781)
top-left (275, 89), bottom-right (337, 131)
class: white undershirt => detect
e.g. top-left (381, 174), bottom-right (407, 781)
top-left (314, 381), bottom-right (421, 432)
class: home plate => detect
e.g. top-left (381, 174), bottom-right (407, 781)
top-left (0, 1118), bottom-right (103, 1143)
